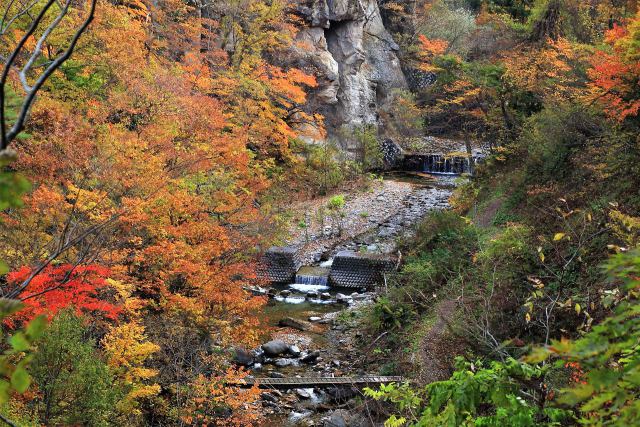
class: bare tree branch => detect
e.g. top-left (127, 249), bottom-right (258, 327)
top-left (0, 0), bottom-right (97, 150)
top-left (20, 0), bottom-right (72, 91)
top-left (0, 413), bottom-right (17, 427)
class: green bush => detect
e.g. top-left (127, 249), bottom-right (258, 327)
top-left (366, 250), bottom-right (640, 427)
top-left (293, 139), bottom-right (349, 195)
top-left (370, 296), bottom-right (414, 331)
top-left (29, 311), bottom-right (121, 426)
top-left (400, 211), bottom-right (480, 292)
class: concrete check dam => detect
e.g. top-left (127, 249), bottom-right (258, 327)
top-left (236, 376), bottom-right (405, 389)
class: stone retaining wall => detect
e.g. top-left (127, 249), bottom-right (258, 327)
top-left (329, 251), bottom-right (395, 288)
top-left (256, 246), bottom-right (301, 284)
top-left (258, 248), bottom-right (396, 288)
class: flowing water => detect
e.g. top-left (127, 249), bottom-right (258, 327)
top-left (257, 176), bottom-right (458, 424)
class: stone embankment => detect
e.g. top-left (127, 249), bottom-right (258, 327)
top-left (286, 179), bottom-right (451, 264)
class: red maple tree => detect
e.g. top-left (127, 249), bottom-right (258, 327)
top-left (6, 264), bottom-right (120, 325)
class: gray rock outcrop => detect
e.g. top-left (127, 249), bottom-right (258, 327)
top-left (292, 0), bottom-right (407, 146)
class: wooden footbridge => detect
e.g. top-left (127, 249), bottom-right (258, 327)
top-left (237, 376), bottom-right (404, 389)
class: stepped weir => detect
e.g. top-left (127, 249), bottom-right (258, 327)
top-left (294, 266), bottom-right (329, 286)
top-left (257, 248), bottom-right (396, 288)
top-left (403, 153), bottom-right (478, 175)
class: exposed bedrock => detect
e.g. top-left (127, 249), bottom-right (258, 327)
top-left (291, 0), bottom-right (407, 147)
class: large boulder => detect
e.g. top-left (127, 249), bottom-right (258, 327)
top-left (232, 347), bottom-right (254, 366)
top-left (322, 408), bottom-right (367, 427)
top-left (301, 350), bottom-right (321, 363)
top-left (288, 344), bottom-right (302, 357)
top-left (278, 317), bottom-right (311, 331)
top-left (261, 340), bottom-right (289, 357)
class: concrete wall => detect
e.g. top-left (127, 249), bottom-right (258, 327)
top-left (256, 246), bottom-right (301, 284)
top-left (329, 251), bottom-right (395, 288)
top-left (258, 248), bottom-right (396, 288)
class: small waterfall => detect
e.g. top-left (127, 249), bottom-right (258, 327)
top-left (294, 274), bottom-right (328, 286)
top-left (289, 266), bottom-right (330, 293)
top-left (422, 154), bottom-right (470, 175)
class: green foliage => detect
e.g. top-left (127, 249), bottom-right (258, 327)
top-left (0, 152), bottom-right (31, 214)
top-left (418, 1), bottom-right (477, 56)
top-left (325, 194), bottom-right (346, 236)
top-left (327, 194), bottom-right (345, 211)
top-left (340, 125), bottom-right (383, 171)
top-left (474, 0), bottom-right (535, 22)
top-left (478, 224), bottom-right (533, 276)
top-left (0, 300), bottom-right (46, 404)
top-left (29, 311), bottom-right (121, 426)
top-left (380, 89), bottom-right (424, 144)
top-left (527, 249), bottom-right (640, 426)
top-left (370, 296), bottom-right (414, 331)
top-left (292, 139), bottom-right (356, 195)
top-left (520, 107), bottom-right (596, 183)
top-left (366, 357), bottom-right (569, 427)
top-left (368, 251), bottom-right (640, 426)
top-left (402, 211), bottom-right (479, 291)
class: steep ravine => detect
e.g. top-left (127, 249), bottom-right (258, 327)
top-left (243, 176), bottom-right (455, 426)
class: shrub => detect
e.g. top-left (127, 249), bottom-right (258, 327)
top-left (28, 311), bottom-right (120, 426)
top-left (327, 195), bottom-right (346, 235)
top-left (369, 296), bottom-right (414, 331)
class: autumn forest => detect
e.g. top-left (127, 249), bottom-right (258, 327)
top-left (0, 0), bottom-right (639, 426)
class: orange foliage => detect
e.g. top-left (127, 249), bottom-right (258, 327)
top-left (502, 38), bottom-right (587, 103)
top-left (588, 15), bottom-right (640, 121)
top-left (417, 34), bottom-right (449, 72)
top-left (184, 368), bottom-right (263, 426)
top-left (0, 0), bottom-right (317, 421)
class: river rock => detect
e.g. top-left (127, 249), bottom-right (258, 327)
top-left (327, 387), bottom-right (358, 402)
top-left (322, 408), bottom-right (366, 427)
top-left (336, 293), bottom-right (351, 304)
top-left (269, 371), bottom-right (286, 378)
top-left (296, 388), bottom-right (311, 399)
top-left (288, 344), bottom-right (302, 357)
top-left (320, 292), bottom-right (331, 300)
top-left (262, 339), bottom-right (289, 357)
top-left (306, 290), bottom-right (319, 299)
top-left (278, 317), bottom-right (310, 331)
top-left (308, 316), bottom-right (322, 322)
top-left (274, 358), bottom-right (293, 367)
top-left (261, 392), bottom-right (278, 403)
top-left (280, 289), bottom-right (291, 297)
top-left (247, 285), bottom-right (267, 296)
top-left (301, 350), bottom-right (321, 364)
top-left (232, 347), bottom-right (254, 366)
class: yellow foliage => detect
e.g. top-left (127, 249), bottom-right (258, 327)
top-left (609, 210), bottom-right (640, 249)
top-left (102, 321), bottom-right (161, 417)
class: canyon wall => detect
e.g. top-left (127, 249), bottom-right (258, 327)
top-left (291, 0), bottom-right (407, 147)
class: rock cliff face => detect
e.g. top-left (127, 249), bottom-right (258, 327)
top-left (292, 0), bottom-right (407, 144)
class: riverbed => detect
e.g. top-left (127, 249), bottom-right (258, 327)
top-left (248, 175), bottom-right (456, 426)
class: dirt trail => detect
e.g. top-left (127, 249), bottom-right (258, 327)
top-left (417, 300), bottom-right (460, 385)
